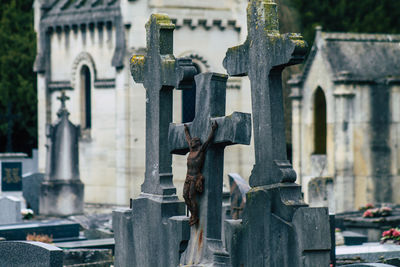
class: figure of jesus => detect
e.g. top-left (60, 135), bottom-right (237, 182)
top-left (183, 121), bottom-right (218, 225)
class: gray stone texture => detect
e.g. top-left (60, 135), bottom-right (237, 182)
top-left (308, 176), bottom-right (335, 213)
top-left (228, 173), bottom-right (250, 219)
top-left (112, 208), bottom-right (134, 266)
top-left (223, 0), bottom-right (331, 265)
top-left (115, 14), bottom-right (196, 267)
top-left (39, 92), bottom-right (84, 216)
top-left (0, 241), bottom-right (63, 267)
top-left (22, 172), bottom-right (44, 214)
top-left (345, 265), bottom-right (397, 267)
top-left (168, 73), bottom-right (251, 266)
top-left (0, 196), bottom-right (21, 225)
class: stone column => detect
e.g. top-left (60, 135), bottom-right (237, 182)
top-left (288, 74), bottom-right (303, 185)
top-left (333, 83), bottom-right (355, 212)
top-left (115, 65), bottom-right (131, 205)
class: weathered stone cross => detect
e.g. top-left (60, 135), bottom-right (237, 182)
top-left (223, 0), bottom-right (307, 187)
top-left (130, 14), bottom-right (196, 197)
top-left (169, 73), bottom-right (251, 265)
top-left (57, 91), bottom-right (70, 109)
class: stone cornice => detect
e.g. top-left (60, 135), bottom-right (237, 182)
top-left (171, 18), bottom-right (241, 31)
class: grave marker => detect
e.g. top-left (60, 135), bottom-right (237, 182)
top-left (130, 14), bottom-right (196, 197)
top-left (0, 241), bottom-right (63, 267)
top-left (0, 196), bottom-right (21, 225)
top-left (169, 73), bottom-right (251, 265)
top-left (39, 91), bottom-right (84, 216)
top-left (223, 0), bottom-right (331, 265)
top-left (116, 14), bottom-right (197, 267)
top-left (1, 162), bottom-right (22, 191)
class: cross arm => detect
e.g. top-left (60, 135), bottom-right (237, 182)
top-left (130, 55), bottom-right (145, 83)
top-left (223, 41), bottom-right (250, 77)
top-left (168, 111), bottom-right (252, 155)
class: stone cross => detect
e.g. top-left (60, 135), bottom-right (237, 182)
top-left (130, 14), bottom-right (196, 197)
top-left (169, 73), bottom-right (251, 265)
top-left (223, 0), bottom-right (307, 187)
top-left (57, 91), bottom-right (69, 110)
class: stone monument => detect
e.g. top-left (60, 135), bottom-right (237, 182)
top-left (39, 91), bottom-right (84, 216)
top-left (0, 241), bottom-right (63, 266)
top-left (223, 0), bottom-right (331, 265)
top-left (113, 14), bottom-right (197, 267)
top-left (0, 196), bottom-right (22, 225)
top-left (168, 73), bottom-right (251, 266)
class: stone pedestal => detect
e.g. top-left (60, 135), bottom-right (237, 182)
top-left (40, 180), bottom-right (84, 216)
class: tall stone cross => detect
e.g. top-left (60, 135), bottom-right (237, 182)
top-left (130, 14), bottom-right (196, 197)
top-left (223, 0), bottom-right (307, 187)
top-left (169, 73), bottom-right (251, 265)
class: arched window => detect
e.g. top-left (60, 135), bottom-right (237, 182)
top-left (182, 63), bottom-right (201, 123)
top-left (80, 65), bottom-right (91, 129)
top-left (313, 87), bottom-right (327, 154)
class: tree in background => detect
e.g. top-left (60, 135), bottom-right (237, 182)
top-left (291, 0), bottom-right (400, 46)
top-left (0, 0), bottom-right (37, 154)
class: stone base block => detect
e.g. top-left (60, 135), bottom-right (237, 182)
top-left (40, 180), bottom-right (84, 216)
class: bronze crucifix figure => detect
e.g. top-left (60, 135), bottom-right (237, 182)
top-left (183, 121), bottom-right (218, 225)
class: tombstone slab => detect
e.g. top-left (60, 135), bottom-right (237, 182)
top-left (0, 219), bottom-right (80, 240)
top-left (223, 0), bottom-right (331, 265)
top-left (0, 241), bottom-right (63, 267)
top-left (22, 172), bottom-right (45, 214)
top-left (1, 161), bottom-right (22, 192)
top-left (0, 196), bottom-right (21, 225)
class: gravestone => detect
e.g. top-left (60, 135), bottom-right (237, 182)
top-left (228, 173), bottom-right (250, 219)
top-left (168, 73), bottom-right (251, 266)
top-left (1, 162), bottom-right (22, 191)
top-left (39, 91), bottom-right (84, 216)
top-left (223, 0), bottom-right (331, 265)
top-left (0, 241), bottom-right (63, 267)
top-left (113, 14), bottom-right (196, 267)
top-left (0, 219), bottom-right (80, 240)
top-left (23, 172), bottom-right (44, 214)
top-left (0, 196), bottom-right (21, 225)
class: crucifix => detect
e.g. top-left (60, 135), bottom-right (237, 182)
top-left (130, 14), bottom-right (197, 198)
top-left (169, 73), bottom-right (251, 265)
top-left (223, 0), bottom-right (307, 187)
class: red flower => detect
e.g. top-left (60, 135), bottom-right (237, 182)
top-left (363, 210), bottom-right (373, 218)
top-left (383, 230), bottom-right (392, 237)
top-left (393, 230), bottom-right (400, 237)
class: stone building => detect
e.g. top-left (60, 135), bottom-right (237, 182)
top-left (289, 27), bottom-right (400, 212)
top-left (33, 0), bottom-right (253, 205)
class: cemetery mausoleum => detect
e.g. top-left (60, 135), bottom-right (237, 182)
top-left (33, 0), bottom-right (254, 205)
top-left (289, 27), bottom-right (400, 212)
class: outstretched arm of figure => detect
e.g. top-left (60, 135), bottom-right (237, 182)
top-left (200, 121), bottom-right (218, 152)
top-left (184, 124), bottom-right (192, 147)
